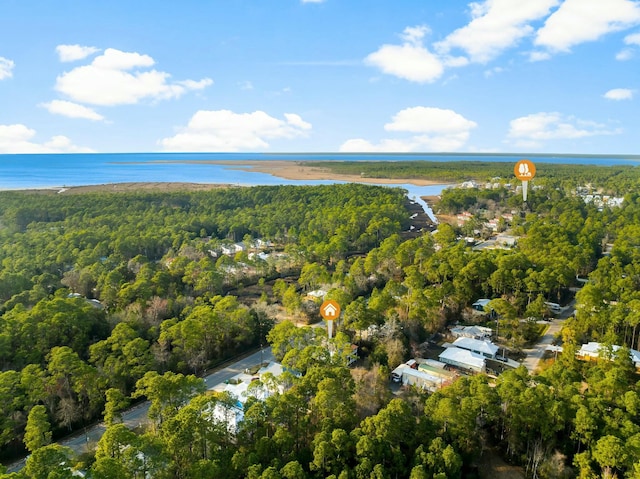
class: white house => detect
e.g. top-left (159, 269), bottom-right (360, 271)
top-left (472, 299), bottom-right (491, 312)
top-left (306, 289), bottom-right (328, 300)
top-left (391, 364), bottom-right (447, 392)
top-left (439, 347), bottom-right (486, 373)
top-left (248, 251), bottom-right (270, 261)
top-left (252, 238), bottom-right (272, 248)
top-left (450, 325), bottom-right (493, 340)
top-left (221, 243), bottom-right (246, 256)
top-left (577, 342), bottom-right (640, 369)
top-left (451, 337), bottom-right (499, 359)
top-left (495, 234), bottom-right (517, 247)
top-left (209, 361), bottom-right (285, 434)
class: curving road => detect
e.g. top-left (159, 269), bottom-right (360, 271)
top-left (5, 347), bottom-right (274, 473)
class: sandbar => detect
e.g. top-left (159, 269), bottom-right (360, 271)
top-left (214, 160), bottom-right (444, 186)
top-left (124, 159), bottom-right (445, 187)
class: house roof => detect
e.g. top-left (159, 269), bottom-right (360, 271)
top-left (439, 347), bottom-right (486, 370)
top-left (472, 298), bottom-right (491, 308)
top-left (450, 325), bottom-right (493, 338)
top-left (392, 364), bottom-right (409, 376)
top-left (452, 337), bottom-right (499, 356)
top-left (579, 342), bottom-right (603, 356)
top-left (223, 381), bottom-right (250, 408)
top-left (307, 289), bottom-right (327, 298)
top-left (401, 367), bottom-right (443, 385)
top-left (579, 342), bottom-right (640, 365)
top-left (258, 361), bottom-right (284, 377)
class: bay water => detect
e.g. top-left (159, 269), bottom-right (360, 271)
top-left (1, 152), bottom-right (639, 220)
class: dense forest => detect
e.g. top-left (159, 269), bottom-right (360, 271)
top-left (1, 169), bottom-right (640, 478)
top-left (305, 160), bottom-right (640, 195)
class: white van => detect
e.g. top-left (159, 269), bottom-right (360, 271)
top-left (545, 302), bottom-right (562, 314)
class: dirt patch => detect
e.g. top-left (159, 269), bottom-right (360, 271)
top-left (434, 213), bottom-right (458, 225)
top-left (476, 449), bottom-right (525, 479)
top-left (422, 194), bottom-right (441, 208)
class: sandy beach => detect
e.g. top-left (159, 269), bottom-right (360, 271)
top-left (8, 160), bottom-right (446, 196)
top-left (135, 159), bottom-right (444, 187)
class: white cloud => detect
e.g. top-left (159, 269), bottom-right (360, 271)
top-left (43, 135), bottom-right (93, 152)
top-left (283, 113), bottom-right (312, 130)
top-left (175, 78), bottom-right (214, 90)
top-left (55, 44), bottom-right (100, 62)
top-left (365, 25), bottom-right (444, 83)
top-left (268, 86), bottom-right (292, 97)
top-left (55, 48), bottom-right (213, 106)
top-left (384, 106), bottom-right (477, 134)
top-left (340, 134), bottom-right (473, 153)
top-left (484, 66), bottom-right (505, 77)
top-left (91, 49), bottom-right (153, 70)
top-left (618, 32), bottom-right (640, 59)
top-left (507, 112), bottom-right (621, 143)
top-left (615, 48), bottom-right (634, 60)
top-left (341, 106), bottom-right (476, 152)
top-left (159, 109), bottom-right (312, 152)
top-left (435, 0), bottom-right (559, 63)
top-left (529, 50), bottom-right (552, 61)
top-left (40, 100), bottom-right (105, 121)
top-left (603, 88), bottom-right (634, 100)
top-left (238, 80), bottom-right (254, 90)
top-left (535, 0), bottom-right (640, 52)
top-left (0, 56), bottom-right (14, 80)
top-left (0, 124), bottom-right (94, 153)
top-left (442, 56), bottom-right (470, 68)
top-left (626, 32), bottom-right (640, 45)
top-left (401, 25), bottom-right (431, 44)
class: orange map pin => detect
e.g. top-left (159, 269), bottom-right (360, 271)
top-left (320, 299), bottom-right (340, 320)
top-left (514, 159), bottom-right (536, 181)
top-left (514, 159), bottom-right (536, 202)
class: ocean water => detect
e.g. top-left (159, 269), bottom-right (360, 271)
top-left (1, 152), bottom-right (639, 190)
top-left (1, 152), bottom-right (638, 221)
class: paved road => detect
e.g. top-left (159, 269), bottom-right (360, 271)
top-left (522, 302), bottom-right (574, 373)
top-left (521, 320), bottom-right (563, 373)
top-left (6, 347), bottom-right (274, 472)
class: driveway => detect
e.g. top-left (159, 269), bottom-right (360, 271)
top-left (521, 301), bottom-right (574, 373)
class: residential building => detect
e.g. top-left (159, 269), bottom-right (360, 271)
top-left (451, 337), bottom-right (499, 359)
top-left (472, 298), bottom-right (491, 312)
top-left (450, 325), bottom-right (493, 340)
top-left (209, 361), bottom-right (285, 434)
top-left (577, 342), bottom-right (640, 369)
top-left (438, 347), bottom-right (486, 373)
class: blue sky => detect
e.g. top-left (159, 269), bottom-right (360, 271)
top-left (1, 0), bottom-right (639, 154)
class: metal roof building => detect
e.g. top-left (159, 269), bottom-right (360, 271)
top-left (452, 337), bottom-right (499, 359)
top-left (439, 347), bottom-right (486, 373)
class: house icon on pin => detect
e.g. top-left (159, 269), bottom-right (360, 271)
top-left (323, 303), bottom-right (338, 317)
top-left (320, 300), bottom-right (340, 320)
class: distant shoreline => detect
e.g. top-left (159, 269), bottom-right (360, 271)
top-left (2, 182), bottom-right (237, 194)
top-left (112, 159), bottom-right (445, 187)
